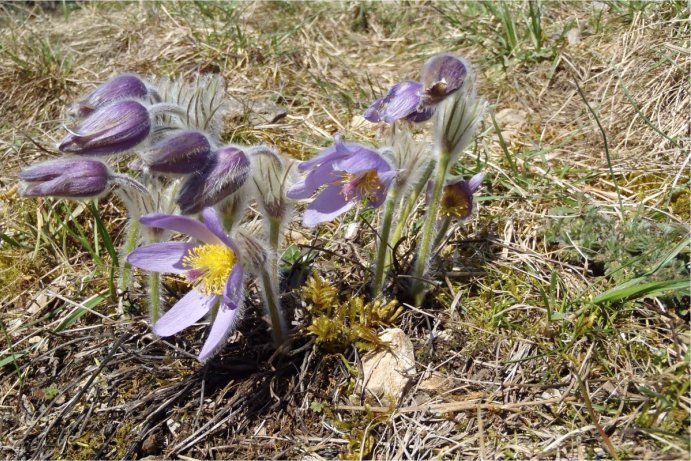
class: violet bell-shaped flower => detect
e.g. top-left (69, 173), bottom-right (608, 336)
top-left (68, 74), bottom-right (149, 119)
top-left (139, 131), bottom-right (212, 175)
top-left (176, 145), bottom-right (251, 215)
top-left (59, 100), bottom-right (151, 156)
top-left (127, 208), bottom-right (245, 362)
top-left (19, 158), bottom-right (110, 198)
top-left (287, 135), bottom-right (395, 227)
top-left (363, 53), bottom-right (469, 124)
top-left (428, 172), bottom-right (484, 220)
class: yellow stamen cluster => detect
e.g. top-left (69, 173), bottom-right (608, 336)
top-left (182, 244), bottom-right (236, 295)
top-left (340, 170), bottom-right (383, 201)
top-left (440, 186), bottom-right (470, 218)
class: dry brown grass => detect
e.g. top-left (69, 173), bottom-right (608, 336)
top-left (1, 2), bottom-right (688, 459)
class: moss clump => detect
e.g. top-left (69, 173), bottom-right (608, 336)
top-left (301, 275), bottom-right (403, 353)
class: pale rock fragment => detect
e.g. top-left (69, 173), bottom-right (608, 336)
top-left (358, 328), bottom-right (416, 402)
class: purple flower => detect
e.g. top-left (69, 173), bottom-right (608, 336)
top-left (176, 146), bottom-right (251, 215)
top-left (59, 100), bottom-right (151, 156)
top-left (363, 53), bottom-right (469, 124)
top-left (363, 81), bottom-right (431, 123)
top-left (139, 131), bottom-right (211, 175)
top-left (287, 135), bottom-right (395, 227)
top-left (127, 208), bottom-right (245, 362)
top-left (69, 74), bottom-right (149, 118)
top-left (19, 158), bottom-right (110, 198)
top-left (429, 172), bottom-right (484, 220)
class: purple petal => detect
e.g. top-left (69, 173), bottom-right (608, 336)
top-left (69, 74), bottom-right (148, 118)
top-left (23, 174), bottom-right (109, 198)
top-left (467, 172), bottom-right (484, 193)
top-left (303, 184), bottom-right (354, 227)
top-left (200, 208), bottom-right (238, 252)
top-left (420, 54), bottom-right (469, 104)
top-left (139, 213), bottom-right (220, 245)
top-left (406, 106), bottom-right (434, 123)
top-left (152, 290), bottom-right (217, 337)
top-left (198, 298), bottom-right (242, 362)
top-left (369, 81), bottom-right (424, 124)
top-left (287, 161), bottom-right (338, 200)
top-left (59, 100), bottom-right (151, 156)
top-left (141, 131), bottom-right (211, 175)
top-left (176, 146), bottom-right (250, 214)
top-left (363, 96), bottom-right (385, 122)
top-left (126, 242), bottom-right (196, 274)
top-left (334, 148), bottom-right (392, 175)
top-left (222, 264), bottom-right (244, 310)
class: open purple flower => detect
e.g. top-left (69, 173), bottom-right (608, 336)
top-left (68, 74), bottom-right (149, 119)
top-left (59, 100), bottom-right (151, 156)
top-left (363, 53), bottom-right (469, 124)
top-left (287, 135), bottom-right (395, 227)
top-left (428, 172), bottom-right (484, 220)
top-left (127, 208), bottom-right (244, 362)
top-left (19, 158), bottom-right (110, 198)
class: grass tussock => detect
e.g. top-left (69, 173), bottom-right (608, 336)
top-left (0, 1), bottom-right (688, 459)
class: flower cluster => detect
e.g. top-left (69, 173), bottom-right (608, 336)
top-left (19, 73), bottom-right (293, 361)
top-left (289, 53), bottom-right (486, 301)
top-left (19, 52), bottom-right (486, 361)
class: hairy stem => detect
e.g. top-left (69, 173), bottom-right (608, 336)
top-left (431, 216), bottom-right (452, 255)
top-left (411, 151), bottom-right (451, 305)
top-left (372, 185), bottom-right (399, 296)
top-left (149, 271), bottom-right (161, 323)
top-left (118, 219), bottom-right (139, 293)
top-left (260, 267), bottom-right (285, 346)
top-left (390, 160), bottom-right (435, 253)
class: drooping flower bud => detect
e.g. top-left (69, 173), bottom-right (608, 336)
top-left (427, 172), bottom-right (484, 220)
top-left (176, 146), bottom-right (251, 215)
top-left (20, 158), bottom-right (110, 198)
top-left (420, 54), bottom-right (469, 105)
top-left (139, 131), bottom-right (212, 175)
top-left (68, 74), bottom-right (149, 119)
top-left (59, 100), bottom-right (151, 156)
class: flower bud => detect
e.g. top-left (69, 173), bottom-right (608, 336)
top-left (20, 158), bottom-right (110, 198)
top-left (68, 74), bottom-right (149, 118)
top-left (139, 131), bottom-right (211, 175)
top-left (176, 146), bottom-right (251, 215)
top-left (420, 54), bottom-right (469, 105)
top-left (247, 145), bottom-right (295, 221)
top-left (59, 100), bottom-right (151, 156)
top-left (432, 76), bottom-right (486, 163)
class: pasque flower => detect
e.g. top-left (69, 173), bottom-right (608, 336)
top-left (68, 74), bottom-right (149, 119)
top-left (176, 145), bottom-right (251, 214)
top-left (287, 135), bottom-right (395, 227)
top-left (428, 172), bottom-right (484, 220)
top-left (59, 100), bottom-right (151, 156)
top-left (19, 158), bottom-right (110, 198)
top-left (363, 54), bottom-right (469, 124)
top-left (139, 131), bottom-right (212, 175)
top-left (127, 208), bottom-right (245, 362)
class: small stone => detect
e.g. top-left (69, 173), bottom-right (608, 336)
top-left (359, 328), bottom-right (416, 403)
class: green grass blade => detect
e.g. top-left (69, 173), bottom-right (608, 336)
top-left (593, 278), bottom-right (690, 305)
top-left (54, 292), bottom-right (108, 333)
